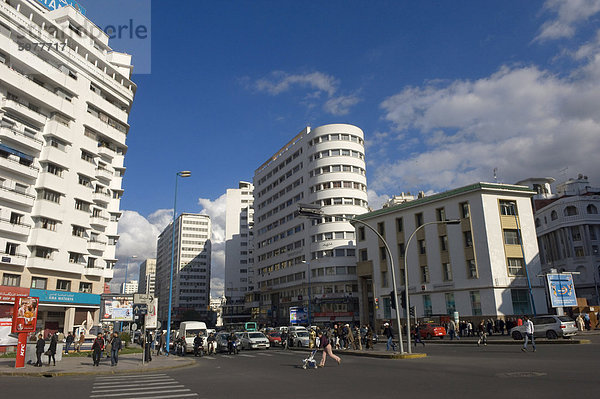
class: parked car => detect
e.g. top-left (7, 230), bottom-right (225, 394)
top-left (267, 332), bottom-right (282, 346)
top-left (510, 315), bottom-right (577, 340)
top-left (413, 324), bottom-right (447, 339)
top-left (290, 330), bottom-right (310, 347)
top-left (240, 332), bottom-right (270, 350)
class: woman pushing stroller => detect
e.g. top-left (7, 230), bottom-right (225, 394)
top-left (317, 330), bottom-right (341, 367)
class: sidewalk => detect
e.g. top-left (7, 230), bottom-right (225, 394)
top-left (0, 352), bottom-right (195, 377)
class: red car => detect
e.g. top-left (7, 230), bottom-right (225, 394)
top-left (267, 332), bottom-right (282, 346)
top-left (414, 324), bottom-right (446, 339)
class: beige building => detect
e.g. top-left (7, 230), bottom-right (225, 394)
top-left (138, 258), bottom-right (156, 296)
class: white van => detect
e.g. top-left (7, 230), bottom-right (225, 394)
top-left (178, 321), bottom-right (207, 353)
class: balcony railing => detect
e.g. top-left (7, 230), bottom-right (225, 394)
top-left (0, 185), bottom-right (35, 199)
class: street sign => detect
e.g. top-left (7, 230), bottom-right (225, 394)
top-left (133, 304), bottom-right (148, 316)
top-left (134, 294), bottom-right (154, 305)
top-left (547, 274), bottom-right (577, 307)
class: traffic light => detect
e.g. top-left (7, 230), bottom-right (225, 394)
top-left (409, 306), bottom-right (415, 317)
top-left (400, 290), bottom-right (406, 309)
top-left (374, 297), bottom-right (379, 309)
top-left (389, 291), bottom-right (396, 309)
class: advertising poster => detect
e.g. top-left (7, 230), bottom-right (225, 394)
top-left (0, 318), bottom-right (18, 346)
top-left (547, 274), bottom-right (577, 307)
top-left (101, 295), bottom-right (134, 321)
top-left (289, 307), bottom-right (308, 325)
top-left (145, 298), bottom-right (158, 329)
top-left (11, 296), bottom-right (39, 333)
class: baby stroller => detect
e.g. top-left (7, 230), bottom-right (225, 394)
top-left (302, 350), bottom-right (318, 369)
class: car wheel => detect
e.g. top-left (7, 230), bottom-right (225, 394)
top-left (297, 342), bottom-right (302, 347)
top-left (546, 330), bottom-right (558, 340)
top-left (511, 331), bottom-right (522, 340)
top-left (426, 333), bottom-right (432, 340)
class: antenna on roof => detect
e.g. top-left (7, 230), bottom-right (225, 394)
top-left (493, 168), bottom-right (498, 183)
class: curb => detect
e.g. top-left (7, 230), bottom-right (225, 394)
top-left (0, 359), bottom-right (197, 377)
top-left (289, 347), bottom-right (427, 360)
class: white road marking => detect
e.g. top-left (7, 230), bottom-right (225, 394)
top-left (123, 394), bottom-right (198, 399)
top-left (93, 379), bottom-right (175, 387)
top-left (95, 374), bottom-right (168, 380)
top-left (239, 354), bottom-right (256, 358)
top-left (90, 389), bottom-right (191, 398)
top-left (203, 356), bottom-right (216, 359)
top-left (92, 385), bottom-right (184, 393)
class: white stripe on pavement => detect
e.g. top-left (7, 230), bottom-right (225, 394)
top-left (221, 355), bottom-right (233, 358)
top-left (95, 374), bottom-right (167, 380)
top-left (239, 354), bottom-right (255, 358)
top-left (92, 385), bottom-right (183, 393)
top-left (256, 353), bottom-right (273, 356)
top-left (93, 379), bottom-right (175, 387)
top-left (203, 356), bottom-right (216, 359)
top-left (119, 394), bottom-right (198, 399)
top-left (90, 389), bottom-right (191, 398)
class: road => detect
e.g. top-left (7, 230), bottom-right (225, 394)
top-left (1, 336), bottom-right (598, 398)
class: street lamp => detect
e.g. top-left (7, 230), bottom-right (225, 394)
top-left (297, 204), bottom-right (405, 354)
top-left (165, 170), bottom-right (191, 356)
top-left (301, 261), bottom-right (312, 327)
top-left (403, 219), bottom-right (460, 353)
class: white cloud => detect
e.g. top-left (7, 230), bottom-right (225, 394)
top-left (198, 193), bottom-right (228, 298)
top-left (323, 94), bottom-right (361, 116)
top-left (373, 48), bottom-right (600, 193)
top-left (367, 189), bottom-right (389, 211)
top-left (535, 0), bottom-right (600, 41)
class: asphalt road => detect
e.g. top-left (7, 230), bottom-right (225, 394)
top-left (1, 336), bottom-right (598, 399)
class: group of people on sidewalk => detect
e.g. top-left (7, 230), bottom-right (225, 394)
top-left (91, 332), bottom-right (123, 367)
top-left (34, 332), bottom-right (58, 367)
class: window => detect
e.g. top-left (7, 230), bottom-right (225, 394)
top-left (574, 247), bottom-right (585, 257)
top-left (511, 289), bottom-right (531, 315)
top-left (467, 259), bottom-right (478, 279)
top-left (396, 217), bottom-right (403, 232)
top-left (81, 150), bottom-right (95, 163)
top-left (377, 222), bottom-right (385, 237)
top-left (470, 291), bottom-right (482, 315)
top-left (436, 207), bottom-right (446, 221)
top-left (56, 279), bottom-right (71, 291)
top-left (570, 226), bottom-right (581, 241)
top-left (551, 210), bottom-right (558, 220)
top-left (507, 258), bottom-right (525, 276)
top-left (564, 206), bottom-right (578, 216)
top-left (72, 225), bottom-right (86, 238)
top-left (69, 252), bottom-right (84, 264)
top-left (39, 189), bottom-right (61, 203)
top-left (500, 200), bottom-right (517, 216)
top-left (460, 202), bottom-right (470, 218)
top-left (75, 199), bottom-right (90, 212)
top-left (420, 265), bottom-right (429, 283)
top-left (503, 229), bottom-right (520, 245)
top-left (381, 271), bottom-right (388, 287)
top-left (587, 204), bottom-right (598, 214)
top-left (38, 217), bottom-right (58, 231)
top-left (5, 242), bottom-right (18, 256)
top-left (44, 163), bottom-right (63, 177)
top-left (423, 295), bottom-right (432, 317)
top-left (445, 293), bottom-right (456, 315)
top-left (34, 246), bottom-right (53, 259)
top-left (398, 243), bottom-right (405, 258)
top-left (415, 213), bottom-right (424, 227)
top-left (464, 231), bottom-right (473, 248)
top-left (440, 235), bottom-right (448, 251)
top-left (442, 263), bottom-right (453, 281)
top-left (418, 239), bottom-right (426, 254)
top-left (358, 226), bottom-right (365, 241)
top-left (78, 175), bottom-right (92, 187)
top-left (79, 282), bottom-right (92, 293)
top-left (359, 249), bottom-right (368, 261)
top-left (31, 277), bottom-right (47, 289)
top-left (2, 273), bottom-right (20, 286)
top-left (379, 246), bottom-right (387, 261)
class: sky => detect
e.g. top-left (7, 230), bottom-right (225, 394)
top-left (77, 0), bottom-right (600, 296)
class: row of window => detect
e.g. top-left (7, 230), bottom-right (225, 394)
top-left (256, 223), bottom-right (305, 249)
top-left (311, 265), bottom-right (357, 278)
top-left (310, 149), bottom-right (364, 161)
top-left (256, 162), bottom-right (303, 198)
top-left (257, 239), bottom-right (304, 262)
top-left (308, 133), bottom-right (364, 146)
top-left (310, 231), bottom-right (355, 243)
top-left (257, 177), bottom-right (303, 210)
top-left (309, 164), bottom-right (366, 178)
top-left (258, 255), bottom-right (304, 276)
top-left (182, 220), bottom-right (209, 225)
top-left (309, 181), bottom-right (367, 193)
top-left (312, 197), bottom-right (368, 208)
top-left (537, 204), bottom-right (598, 227)
top-left (1, 274), bottom-right (93, 293)
top-left (256, 192), bottom-right (304, 223)
top-left (256, 211), bottom-right (297, 236)
top-left (310, 248), bottom-right (357, 260)
top-left (256, 149), bottom-right (303, 187)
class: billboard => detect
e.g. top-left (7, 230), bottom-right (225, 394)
top-left (0, 318), bottom-right (18, 346)
top-left (11, 296), bottom-right (39, 333)
top-left (101, 295), bottom-right (134, 321)
top-left (145, 298), bottom-right (158, 329)
top-left (547, 274), bottom-right (577, 308)
top-left (289, 307), bottom-right (308, 325)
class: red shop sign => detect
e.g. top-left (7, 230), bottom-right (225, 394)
top-left (0, 286), bottom-right (29, 303)
top-left (11, 296), bottom-right (39, 334)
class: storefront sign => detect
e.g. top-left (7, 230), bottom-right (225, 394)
top-left (0, 286), bottom-right (30, 303)
top-left (29, 289), bottom-right (100, 306)
top-left (11, 296), bottom-right (39, 333)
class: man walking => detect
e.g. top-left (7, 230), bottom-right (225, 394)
top-left (477, 320), bottom-right (487, 347)
top-left (35, 333), bottom-right (45, 367)
top-left (383, 323), bottom-right (396, 351)
top-left (521, 316), bottom-right (536, 352)
top-left (76, 332), bottom-right (85, 352)
top-left (110, 332), bottom-right (122, 366)
top-left (92, 333), bottom-right (105, 366)
top-left (65, 332), bottom-right (74, 354)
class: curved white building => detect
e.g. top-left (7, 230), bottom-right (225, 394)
top-left (251, 124), bottom-right (368, 326)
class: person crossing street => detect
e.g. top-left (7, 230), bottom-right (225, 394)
top-left (521, 316), bottom-right (536, 352)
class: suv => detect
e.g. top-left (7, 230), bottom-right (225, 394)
top-left (510, 315), bottom-right (577, 340)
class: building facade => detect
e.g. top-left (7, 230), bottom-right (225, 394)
top-left (137, 258), bottom-right (156, 296)
top-left (354, 183), bottom-right (548, 330)
top-left (0, 0), bottom-right (135, 334)
top-left (251, 124), bottom-right (368, 326)
top-left (518, 175), bottom-right (600, 305)
top-left (223, 181), bottom-right (254, 325)
top-left (120, 280), bottom-right (137, 294)
top-left (155, 213), bottom-right (211, 324)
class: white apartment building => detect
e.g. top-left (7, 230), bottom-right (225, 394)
top-left (0, 0), bottom-right (135, 334)
top-left (155, 213), bottom-right (211, 324)
top-left (138, 258), bottom-right (156, 296)
top-left (121, 280), bottom-right (137, 294)
top-left (223, 181), bottom-right (254, 325)
top-left (518, 175), bottom-right (600, 305)
top-left (354, 183), bottom-right (548, 330)
top-left (251, 124), bottom-right (368, 326)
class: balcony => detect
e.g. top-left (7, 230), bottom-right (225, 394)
top-left (95, 167), bottom-right (113, 181)
top-left (0, 126), bottom-right (43, 152)
top-left (90, 216), bottom-right (109, 228)
top-left (84, 267), bottom-right (105, 277)
top-left (0, 251), bottom-right (27, 267)
top-left (27, 256), bottom-right (84, 275)
top-left (87, 239), bottom-right (107, 252)
top-left (0, 186), bottom-right (35, 207)
top-left (0, 218), bottom-right (31, 236)
top-left (44, 119), bottom-right (73, 144)
top-left (1, 99), bottom-right (47, 126)
top-left (39, 145), bottom-right (70, 168)
top-left (0, 156), bottom-right (39, 179)
top-left (84, 114), bottom-right (127, 143)
top-left (36, 171), bottom-right (66, 193)
top-left (92, 191), bottom-right (111, 204)
top-left (97, 145), bottom-right (115, 160)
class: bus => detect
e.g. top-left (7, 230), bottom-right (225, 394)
top-left (244, 322), bottom-right (258, 332)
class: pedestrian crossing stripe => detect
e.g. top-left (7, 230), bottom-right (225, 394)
top-left (238, 354), bottom-right (255, 358)
top-left (90, 374), bottom-right (197, 399)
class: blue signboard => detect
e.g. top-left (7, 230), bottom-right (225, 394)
top-left (289, 307), bottom-right (308, 325)
top-left (547, 274), bottom-right (577, 308)
top-left (35, 0), bottom-right (86, 15)
top-left (30, 289), bottom-right (100, 306)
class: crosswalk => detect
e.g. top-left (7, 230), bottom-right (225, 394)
top-left (90, 374), bottom-right (197, 399)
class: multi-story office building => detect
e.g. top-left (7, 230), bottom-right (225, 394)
top-left (354, 182), bottom-right (548, 330)
top-left (0, 0), bottom-right (135, 334)
top-left (223, 181), bottom-right (254, 325)
top-left (121, 280), bottom-right (138, 294)
top-left (518, 175), bottom-right (600, 305)
top-left (155, 213), bottom-right (211, 324)
top-left (138, 258), bottom-right (156, 296)
top-left (251, 124), bottom-right (368, 326)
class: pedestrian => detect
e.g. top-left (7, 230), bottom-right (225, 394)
top-left (477, 321), bottom-right (487, 347)
top-left (193, 333), bottom-right (203, 357)
top-left (317, 330), bottom-right (341, 367)
top-left (383, 322), bottom-right (396, 351)
top-left (467, 321), bottom-right (473, 337)
top-left (35, 333), bottom-right (45, 367)
top-left (413, 324), bottom-right (425, 347)
top-left (76, 331), bottom-right (85, 352)
top-left (105, 332), bottom-right (112, 359)
top-left (576, 314), bottom-right (585, 331)
top-left (207, 332), bottom-right (216, 355)
top-left (157, 331), bottom-right (166, 355)
top-left (521, 316), bottom-right (536, 352)
top-left (366, 325), bottom-right (374, 350)
top-left (448, 320), bottom-right (459, 340)
top-left (92, 333), bottom-right (104, 366)
top-left (65, 332), bottom-right (74, 354)
top-left (583, 313), bottom-right (591, 330)
top-left (281, 330), bottom-right (288, 349)
top-left (346, 324), bottom-right (357, 350)
top-left (110, 332), bottom-right (122, 366)
top-left (47, 332), bottom-right (57, 366)
top-left (309, 328), bottom-right (316, 349)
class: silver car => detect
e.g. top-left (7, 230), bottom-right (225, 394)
top-left (510, 315), bottom-right (577, 340)
top-left (290, 331), bottom-right (310, 347)
top-left (240, 332), bottom-right (270, 350)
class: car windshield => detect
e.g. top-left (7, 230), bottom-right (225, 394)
top-left (269, 332), bottom-right (281, 337)
top-left (249, 333), bottom-right (265, 339)
top-left (558, 316), bottom-right (574, 322)
top-left (296, 331), bottom-right (309, 337)
top-left (185, 329), bottom-right (205, 338)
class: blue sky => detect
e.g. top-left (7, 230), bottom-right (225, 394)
top-left (78, 0), bottom-right (600, 294)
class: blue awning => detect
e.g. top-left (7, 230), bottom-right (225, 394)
top-left (0, 143), bottom-right (33, 162)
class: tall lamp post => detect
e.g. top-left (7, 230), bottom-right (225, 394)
top-left (165, 170), bottom-right (191, 356)
top-left (301, 261), bottom-right (312, 327)
top-left (297, 204), bottom-right (405, 354)
top-left (403, 219), bottom-right (460, 353)
top-left (121, 255), bottom-right (137, 332)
